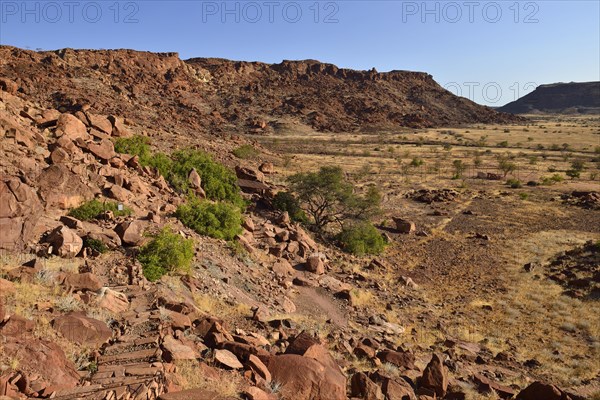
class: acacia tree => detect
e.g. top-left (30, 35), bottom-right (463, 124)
top-left (498, 156), bottom-right (517, 178)
top-left (452, 160), bottom-right (466, 179)
top-left (287, 166), bottom-right (381, 232)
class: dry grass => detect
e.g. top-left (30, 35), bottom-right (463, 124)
top-left (193, 292), bottom-right (252, 319)
top-left (175, 360), bottom-right (240, 398)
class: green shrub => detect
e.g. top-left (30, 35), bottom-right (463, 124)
top-left (541, 174), bottom-right (564, 185)
top-left (164, 149), bottom-right (244, 208)
top-left (337, 222), bottom-right (387, 255)
top-left (506, 179), bottom-right (522, 189)
top-left (137, 227), bottom-right (194, 282)
top-left (146, 152), bottom-right (173, 177)
top-left (410, 157), bottom-right (424, 167)
top-left (82, 237), bottom-right (107, 254)
top-left (232, 144), bottom-right (259, 160)
top-left (113, 140), bottom-right (242, 207)
top-left (114, 135), bottom-right (152, 163)
top-left (68, 199), bottom-right (132, 221)
top-left (272, 191), bottom-right (307, 222)
top-left (176, 198), bottom-right (242, 241)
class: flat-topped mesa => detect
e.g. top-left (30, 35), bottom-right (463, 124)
top-left (188, 57), bottom-right (433, 82)
top-left (1, 45), bottom-right (522, 134)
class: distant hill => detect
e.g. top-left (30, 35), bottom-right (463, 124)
top-left (499, 81), bottom-right (600, 114)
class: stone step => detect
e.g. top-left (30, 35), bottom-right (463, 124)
top-left (98, 348), bottom-right (160, 364)
top-left (102, 342), bottom-right (159, 357)
top-left (97, 362), bottom-right (159, 373)
top-left (53, 377), bottom-right (158, 399)
top-left (117, 331), bottom-right (161, 343)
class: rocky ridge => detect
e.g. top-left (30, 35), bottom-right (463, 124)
top-left (0, 46), bottom-right (520, 141)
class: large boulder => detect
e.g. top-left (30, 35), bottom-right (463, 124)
top-left (0, 178), bottom-right (42, 250)
top-left (108, 115), bottom-right (132, 137)
top-left (188, 168), bottom-right (206, 197)
top-left (52, 312), bottom-right (112, 347)
top-left (267, 354), bottom-right (346, 400)
top-left (350, 372), bottom-right (384, 400)
top-left (516, 381), bottom-right (572, 400)
top-left (306, 253), bottom-right (325, 275)
top-left (420, 353), bottom-right (448, 398)
top-left (377, 349), bottom-right (416, 370)
top-left (88, 138), bottom-right (116, 161)
top-left (87, 114), bottom-right (113, 134)
top-left (64, 272), bottom-right (104, 292)
top-left (55, 113), bottom-right (87, 140)
top-left (392, 218), bottom-right (415, 234)
top-left (114, 220), bottom-right (147, 246)
top-left (37, 165), bottom-right (95, 209)
top-left (259, 162), bottom-right (275, 174)
top-left (1, 336), bottom-right (80, 396)
top-left (235, 165), bottom-right (265, 182)
top-left (162, 335), bottom-right (200, 361)
top-left (45, 225), bottom-right (83, 258)
top-left (214, 349), bottom-right (243, 369)
top-left (95, 287), bottom-right (129, 313)
top-left (376, 375), bottom-right (416, 400)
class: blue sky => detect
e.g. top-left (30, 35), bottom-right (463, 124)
top-left (1, 1), bottom-right (599, 106)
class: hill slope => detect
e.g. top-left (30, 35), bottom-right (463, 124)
top-left (0, 46), bottom-right (519, 136)
top-left (499, 81), bottom-right (600, 114)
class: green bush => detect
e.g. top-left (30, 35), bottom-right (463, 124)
top-left (541, 174), bottom-right (564, 186)
top-left (137, 227), bottom-right (194, 282)
top-left (146, 152), bottom-right (173, 176)
top-left (337, 222), bottom-right (387, 256)
top-left (114, 135), bottom-right (152, 163)
top-left (82, 237), bottom-right (107, 254)
top-left (176, 198), bottom-right (242, 241)
top-left (272, 191), bottom-right (307, 222)
top-left (410, 157), bottom-right (424, 167)
top-left (232, 144), bottom-right (259, 160)
top-left (68, 199), bottom-right (132, 221)
top-left (165, 149), bottom-right (244, 208)
top-left (114, 143), bottom-right (243, 208)
top-left (566, 169), bottom-right (580, 179)
top-left (506, 179), bottom-right (522, 189)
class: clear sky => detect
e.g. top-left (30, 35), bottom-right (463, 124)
top-left (1, 0), bottom-right (599, 106)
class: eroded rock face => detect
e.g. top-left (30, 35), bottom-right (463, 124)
top-left (1, 336), bottom-right (80, 396)
top-left (37, 164), bottom-right (94, 209)
top-left (45, 225), bottom-right (83, 258)
top-left (52, 312), bottom-right (112, 347)
top-left (267, 354), bottom-right (346, 400)
top-left (0, 177), bottom-right (42, 250)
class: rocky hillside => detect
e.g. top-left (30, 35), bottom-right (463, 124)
top-left (0, 46), bottom-right (519, 138)
top-left (499, 82), bottom-right (600, 114)
top-left (0, 47), bottom-right (588, 400)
